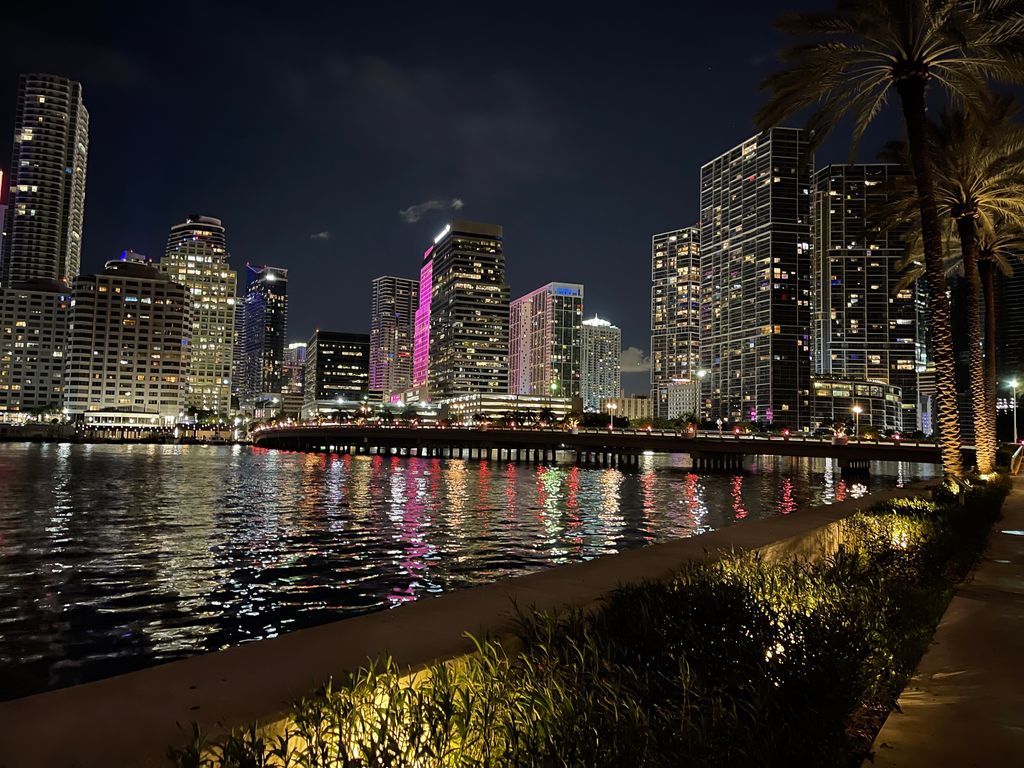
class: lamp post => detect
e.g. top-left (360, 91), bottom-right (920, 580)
top-left (696, 369), bottom-right (708, 427)
top-left (851, 404), bottom-right (863, 440)
top-left (607, 400), bottom-right (618, 430)
top-left (549, 380), bottom-right (558, 427)
top-left (1010, 379), bottom-right (1020, 444)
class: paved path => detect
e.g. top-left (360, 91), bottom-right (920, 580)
top-left (868, 476), bottom-right (1024, 766)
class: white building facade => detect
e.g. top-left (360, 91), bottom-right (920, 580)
top-left (64, 254), bottom-right (190, 424)
top-left (581, 315), bottom-right (620, 411)
top-left (160, 215), bottom-right (236, 416)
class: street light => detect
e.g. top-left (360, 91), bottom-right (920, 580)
top-left (851, 404), bottom-right (863, 439)
top-left (606, 401), bottom-right (618, 430)
top-left (695, 369), bottom-right (708, 427)
top-left (1010, 379), bottom-right (1020, 444)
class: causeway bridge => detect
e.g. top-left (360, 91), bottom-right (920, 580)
top-left (252, 425), bottom-right (958, 473)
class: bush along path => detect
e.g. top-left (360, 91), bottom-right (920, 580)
top-left (169, 479), bottom-right (1009, 768)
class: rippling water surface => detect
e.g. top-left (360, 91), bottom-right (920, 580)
top-left (0, 442), bottom-right (935, 699)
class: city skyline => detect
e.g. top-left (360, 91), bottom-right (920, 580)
top-left (0, 73), bottom-right (963, 419)
top-left (0, 0), bottom-right (900, 370)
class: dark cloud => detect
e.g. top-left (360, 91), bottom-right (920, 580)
top-left (272, 54), bottom-right (573, 192)
top-left (0, 23), bottom-right (146, 88)
top-left (309, 231), bottom-right (331, 240)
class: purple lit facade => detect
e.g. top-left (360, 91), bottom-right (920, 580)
top-left (413, 246), bottom-right (433, 387)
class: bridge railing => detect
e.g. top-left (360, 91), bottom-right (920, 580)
top-left (250, 422), bottom-right (934, 448)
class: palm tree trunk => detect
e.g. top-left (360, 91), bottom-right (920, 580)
top-left (956, 217), bottom-right (995, 474)
top-left (895, 77), bottom-right (964, 477)
top-left (980, 259), bottom-right (999, 461)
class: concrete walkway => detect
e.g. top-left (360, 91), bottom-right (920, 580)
top-left (868, 476), bottom-right (1024, 766)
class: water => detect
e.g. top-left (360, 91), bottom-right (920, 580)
top-left (0, 443), bottom-right (935, 700)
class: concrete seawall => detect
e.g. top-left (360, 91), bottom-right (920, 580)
top-left (0, 486), bottom-right (930, 768)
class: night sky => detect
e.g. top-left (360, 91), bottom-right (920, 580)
top-left (1, 1), bottom-right (901, 392)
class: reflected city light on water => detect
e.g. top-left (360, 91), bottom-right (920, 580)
top-left (0, 443), bottom-right (936, 699)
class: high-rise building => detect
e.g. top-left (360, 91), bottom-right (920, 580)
top-left (811, 164), bottom-right (924, 432)
top-left (159, 215), bottom-right (237, 416)
top-left (240, 264), bottom-right (288, 408)
top-left (0, 170), bottom-right (8, 262)
top-left (370, 275), bottom-right (418, 398)
top-left (303, 331), bottom-right (370, 417)
top-left (581, 315), bottom-right (621, 412)
top-left (413, 246), bottom-right (433, 389)
top-left (1, 74), bottom-right (89, 287)
top-left (999, 261), bottom-right (1024, 384)
top-left (650, 227), bottom-right (700, 418)
top-left (509, 282), bottom-right (583, 400)
top-left (699, 127), bottom-right (813, 429)
top-left (281, 341), bottom-right (306, 418)
top-left (428, 220), bottom-right (509, 400)
top-left (231, 297), bottom-right (245, 409)
top-left (0, 280), bottom-right (71, 421)
top-left (63, 253), bottom-right (190, 424)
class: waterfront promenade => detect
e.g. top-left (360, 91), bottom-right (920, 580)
top-left (867, 475), bottom-right (1024, 766)
top-left (0, 486), bottom-right (926, 768)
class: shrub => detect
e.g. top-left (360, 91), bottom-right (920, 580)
top-left (169, 481), bottom-right (1007, 768)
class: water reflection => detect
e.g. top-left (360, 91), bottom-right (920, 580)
top-left (0, 444), bottom-right (936, 699)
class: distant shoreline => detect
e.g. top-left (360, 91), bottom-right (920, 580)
top-left (0, 424), bottom-right (241, 446)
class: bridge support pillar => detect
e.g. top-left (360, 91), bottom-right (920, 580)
top-left (839, 458), bottom-right (871, 478)
top-left (692, 452), bottom-right (744, 473)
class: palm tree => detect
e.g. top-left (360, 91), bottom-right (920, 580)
top-left (979, 227), bottom-right (1024, 441)
top-left (899, 229), bottom-right (1024, 461)
top-left (756, 0), bottom-right (1024, 477)
top-left (887, 100), bottom-right (1024, 472)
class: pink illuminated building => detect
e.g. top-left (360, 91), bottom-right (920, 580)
top-left (413, 246), bottom-right (433, 387)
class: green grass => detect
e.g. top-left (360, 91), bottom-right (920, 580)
top-left (169, 478), bottom-right (1008, 767)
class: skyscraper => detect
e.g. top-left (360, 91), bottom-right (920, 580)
top-left (811, 164), bottom-right (924, 432)
top-left (241, 264), bottom-right (288, 407)
top-left (999, 261), bottom-right (1024, 383)
top-left (413, 246), bottom-right (433, 389)
top-left (281, 341), bottom-right (306, 418)
top-left (650, 227), bottom-right (700, 419)
top-left (428, 220), bottom-right (509, 400)
top-left (303, 331), bottom-right (370, 417)
top-left (699, 127), bottom-right (813, 429)
top-left (0, 170), bottom-right (8, 262)
top-left (231, 298), bottom-right (245, 408)
top-left (1, 74), bottom-right (89, 287)
top-left (509, 282), bottom-right (583, 399)
top-left (581, 315), bottom-right (621, 412)
top-left (63, 253), bottom-right (190, 424)
top-left (370, 275), bottom-right (418, 398)
top-left (160, 215), bottom-right (237, 416)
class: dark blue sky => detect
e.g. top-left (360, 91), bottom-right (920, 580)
top-left (1, 1), bottom-right (900, 390)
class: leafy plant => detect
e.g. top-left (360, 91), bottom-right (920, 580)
top-left (169, 480), bottom-right (1008, 767)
